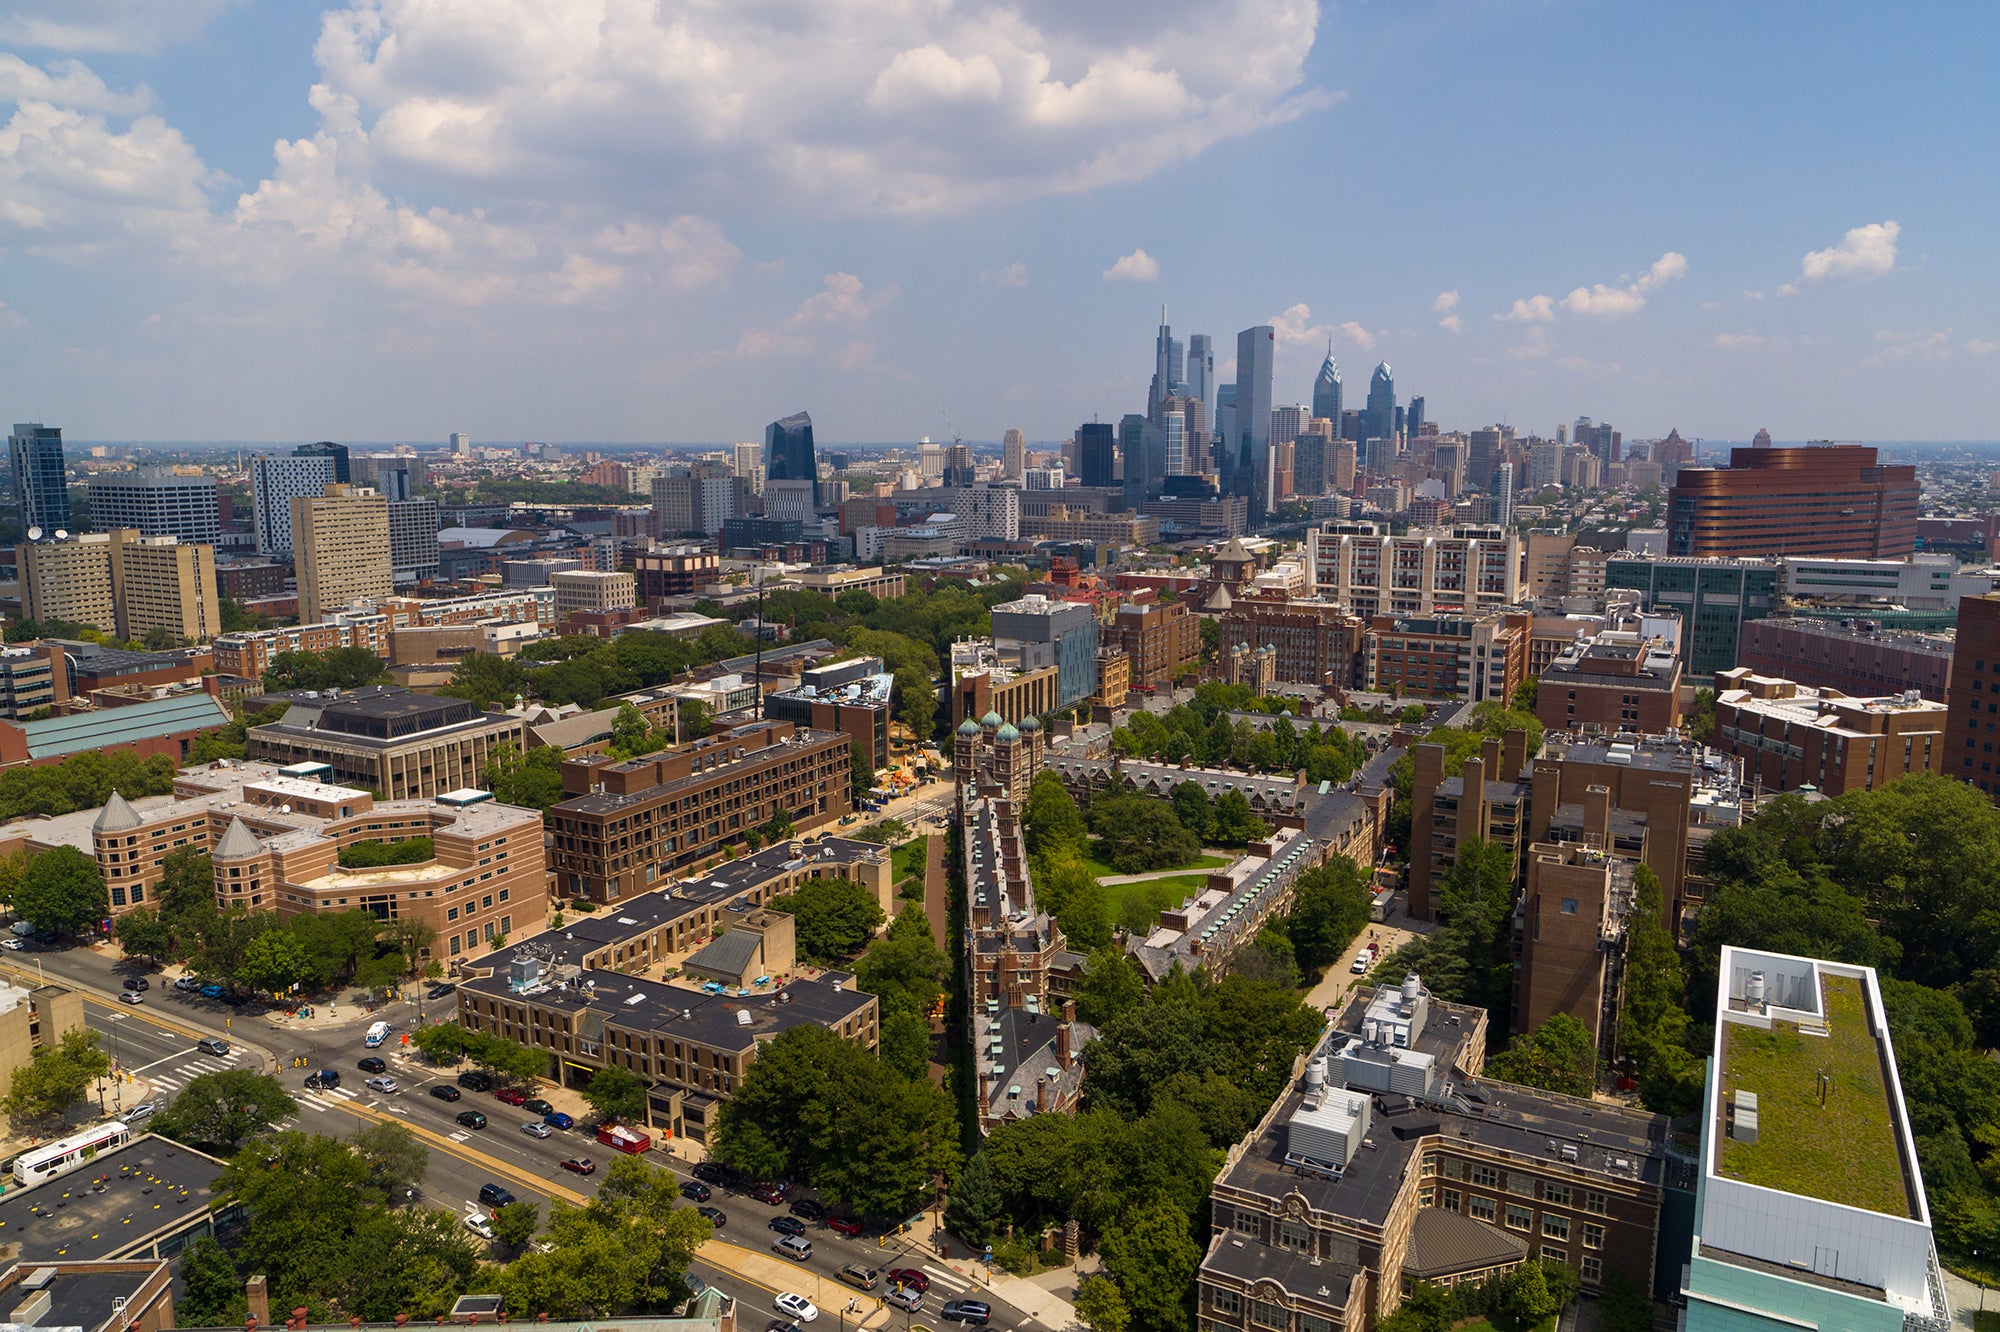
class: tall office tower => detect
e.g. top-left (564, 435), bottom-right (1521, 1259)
top-left (823, 452), bottom-right (851, 472)
top-left (1186, 333), bottom-right (1213, 412)
top-left (1293, 419), bottom-right (1332, 497)
top-left (449, 432), bottom-right (471, 455)
top-left (1002, 429), bottom-right (1026, 480)
top-left (294, 441), bottom-right (352, 484)
top-left (764, 412), bottom-right (816, 482)
top-left (917, 440), bottom-right (946, 483)
top-left (1077, 422), bottom-right (1117, 488)
top-left (86, 467), bottom-right (220, 545)
top-left (1528, 443), bottom-right (1563, 488)
top-left (1467, 427), bottom-right (1505, 491)
top-left (388, 498), bottom-right (441, 581)
top-left (1594, 421), bottom-right (1620, 466)
top-left (115, 534), bottom-right (222, 641)
top-left (733, 441), bottom-right (762, 490)
top-left (293, 484), bottom-right (392, 618)
top-left (9, 423), bottom-right (70, 536)
top-left (1331, 439), bottom-right (1358, 492)
top-left (1162, 411), bottom-right (1188, 477)
top-left (1493, 463), bottom-right (1515, 528)
top-left (1573, 417), bottom-right (1593, 452)
top-left (1234, 325), bottom-right (1275, 519)
top-left (250, 454), bottom-right (337, 555)
top-left (944, 443), bottom-right (975, 488)
top-left (1213, 386), bottom-right (1237, 483)
top-left (1751, 427), bottom-right (1772, 449)
top-left (1150, 309), bottom-right (1185, 420)
top-left (1407, 395), bottom-right (1426, 440)
top-left (1270, 405), bottom-right (1309, 460)
top-left (1311, 344), bottom-right (1342, 424)
top-left (1120, 414), bottom-right (1165, 509)
top-left (1668, 446), bottom-right (1919, 558)
top-left (350, 455), bottom-right (416, 501)
top-left (1362, 436), bottom-right (1394, 476)
top-left (1366, 363), bottom-right (1397, 447)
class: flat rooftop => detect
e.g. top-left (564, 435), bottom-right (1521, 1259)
top-left (0, 1136), bottom-right (227, 1261)
top-left (1717, 971), bottom-right (1913, 1218)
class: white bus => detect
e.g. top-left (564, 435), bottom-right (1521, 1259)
top-left (12, 1120), bottom-right (133, 1189)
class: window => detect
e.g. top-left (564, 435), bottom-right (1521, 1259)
top-left (1468, 1195), bottom-right (1496, 1222)
top-left (1471, 1164), bottom-right (1499, 1188)
top-left (1278, 1222), bottom-right (1311, 1253)
top-left (1582, 1222), bottom-right (1604, 1250)
top-left (1544, 1183), bottom-right (1570, 1206)
top-left (1211, 1291), bottom-right (1242, 1317)
top-left (1559, 898), bottom-right (1579, 915)
top-left (1250, 1302), bottom-right (1287, 1331)
top-left (1581, 1256), bottom-right (1602, 1283)
top-left (1440, 1189), bottom-right (1460, 1213)
top-left (1541, 1246), bottom-right (1566, 1264)
top-left (448, 907), bottom-right (459, 922)
top-left (1299, 1317), bottom-right (1330, 1332)
top-left (1583, 1190), bottom-right (1609, 1215)
top-left (1542, 1215), bottom-right (1569, 1241)
top-left (1420, 1156), bottom-right (1437, 1177)
top-left (1232, 1211), bottom-right (1259, 1237)
top-left (1507, 1171), bottom-right (1536, 1197)
top-left (1505, 1205), bottom-right (1534, 1232)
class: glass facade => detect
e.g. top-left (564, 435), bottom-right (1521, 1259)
top-left (1606, 556), bottom-right (1779, 678)
top-left (764, 412), bottom-right (816, 483)
top-left (10, 423), bottom-right (70, 535)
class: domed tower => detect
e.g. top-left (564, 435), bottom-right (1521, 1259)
top-left (954, 716), bottom-right (981, 789)
top-left (1017, 713), bottom-right (1043, 773)
top-left (994, 720), bottom-right (1029, 800)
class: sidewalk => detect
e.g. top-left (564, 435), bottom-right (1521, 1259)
top-left (892, 1213), bottom-right (1080, 1332)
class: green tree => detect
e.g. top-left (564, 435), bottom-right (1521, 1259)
top-left (438, 652), bottom-right (533, 710)
top-left (3, 1027), bottom-right (112, 1126)
top-left (582, 1065), bottom-right (649, 1124)
top-left (238, 928), bottom-right (313, 996)
top-left (851, 740), bottom-right (879, 802)
top-left (1285, 857), bottom-right (1372, 975)
top-left (1074, 1278), bottom-right (1131, 1332)
top-left (894, 665), bottom-right (938, 744)
top-left (113, 907), bottom-right (176, 963)
top-left (492, 1200), bottom-right (541, 1250)
top-left (1089, 795), bottom-right (1202, 874)
top-left (0, 849), bottom-right (27, 910)
top-left (677, 697), bottom-right (712, 742)
top-left (1208, 790), bottom-right (1269, 847)
top-left (1073, 946), bottom-right (1146, 1026)
top-left (153, 1070), bottom-right (298, 1153)
top-left (1169, 782), bottom-right (1212, 841)
top-left (351, 1120), bottom-right (430, 1201)
top-left (1505, 1259), bottom-right (1558, 1324)
top-left (484, 740), bottom-right (568, 810)
top-left (412, 1022), bottom-right (472, 1065)
top-left (358, 1208), bottom-right (479, 1320)
top-left (15, 845), bottom-right (109, 935)
top-left (879, 1006), bottom-right (933, 1080)
top-left (178, 1236), bottom-right (247, 1326)
top-left (1099, 1204), bottom-right (1201, 1332)
top-left (1022, 771), bottom-right (1089, 857)
top-left (220, 1131), bottom-right (376, 1311)
top-left (942, 1149), bottom-right (1004, 1245)
top-left (855, 908), bottom-right (950, 1017)
top-left (1685, 686), bottom-right (1716, 744)
top-left (1486, 1014), bottom-right (1598, 1098)
top-left (263, 646), bottom-right (392, 693)
top-left (1511, 677), bottom-right (1539, 712)
top-left (768, 876), bottom-right (885, 963)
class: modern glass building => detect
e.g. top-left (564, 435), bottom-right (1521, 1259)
top-left (1312, 345), bottom-right (1342, 424)
top-left (764, 411), bottom-right (816, 483)
top-left (1605, 554), bottom-right (1780, 679)
top-left (294, 440), bottom-right (352, 484)
top-left (9, 422), bottom-right (70, 535)
top-left (1233, 325), bottom-right (1274, 519)
top-left (87, 466), bottom-right (220, 545)
top-left (990, 594), bottom-right (1100, 711)
top-left (1366, 362), bottom-right (1397, 448)
top-left (1077, 422), bottom-right (1116, 488)
top-left (1186, 333), bottom-right (1213, 412)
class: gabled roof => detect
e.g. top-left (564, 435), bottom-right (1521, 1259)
top-left (93, 790), bottom-right (142, 833)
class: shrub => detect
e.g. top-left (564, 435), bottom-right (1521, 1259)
top-left (338, 837), bottom-right (434, 869)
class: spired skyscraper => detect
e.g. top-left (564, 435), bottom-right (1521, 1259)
top-left (1150, 308), bottom-right (1186, 421)
top-left (9, 423), bottom-right (70, 536)
top-left (1366, 362), bottom-right (1397, 448)
top-left (1312, 343), bottom-right (1342, 426)
top-left (1233, 325), bottom-right (1276, 520)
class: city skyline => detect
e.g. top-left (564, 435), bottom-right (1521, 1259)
top-left (0, 4), bottom-right (1994, 444)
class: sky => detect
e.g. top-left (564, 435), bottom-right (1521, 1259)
top-left (1, 1), bottom-right (1996, 446)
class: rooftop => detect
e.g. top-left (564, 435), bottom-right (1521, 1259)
top-left (0, 1136), bottom-right (228, 1261)
top-left (17, 693), bottom-right (232, 761)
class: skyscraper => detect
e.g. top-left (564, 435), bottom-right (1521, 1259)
top-left (1077, 422), bottom-right (1117, 488)
top-left (1407, 395), bottom-right (1426, 440)
top-left (733, 441), bottom-right (763, 492)
top-left (87, 467), bottom-right (221, 545)
top-left (250, 454), bottom-right (338, 555)
top-left (1186, 334), bottom-right (1213, 413)
top-left (293, 483), bottom-right (392, 617)
top-left (1002, 429), bottom-right (1026, 480)
top-left (764, 412), bottom-right (816, 482)
top-left (1366, 363), bottom-right (1397, 448)
top-left (944, 444), bottom-right (975, 488)
top-left (1233, 326), bottom-right (1275, 519)
top-left (1162, 411), bottom-right (1187, 477)
top-left (1150, 309), bottom-right (1185, 420)
top-left (1311, 345), bottom-right (1341, 424)
top-left (449, 432), bottom-right (471, 455)
top-left (9, 423), bottom-right (70, 536)
top-left (1214, 385), bottom-right (1237, 487)
top-left (1120, 414), bottom-right (1164, 509)
top-left (294, 441), bottom-right (352, 484)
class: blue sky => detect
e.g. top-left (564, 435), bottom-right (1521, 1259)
top-left (0, 1), bottom-right (1994, 445)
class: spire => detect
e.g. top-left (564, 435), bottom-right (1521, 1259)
top-left (215, 816), bottom-right (262, 860)
top-left (93, 790), bottom-right (142, 833)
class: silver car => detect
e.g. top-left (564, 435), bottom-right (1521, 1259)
top-left (521, 1120), bottom-right (553, 1139)
top-left (365, 1076), bottom-right (400, 1094)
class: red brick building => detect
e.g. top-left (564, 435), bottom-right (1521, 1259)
top-left (1535, 632), bottom-right (1683, 734)
top-left (1714, 667), bottom-right (1946, 796)
top-left (1947, 593), bottom-right (2000, 800)
top-left (1666, 446), bottom-right (1919, 558)
top-left (1106, 599), bottom-right (1199, 685)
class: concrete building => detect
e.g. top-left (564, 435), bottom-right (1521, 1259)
top-left (1780, 553), bottom-right (2000, 610)
top-left (86, 467), bottom-right (220, 545)
top-left (20, 531), bottom-right (118, 630)
top-left (1535, 625), bottom-right (1684, 734)
top-left (387, 497), bottom-right (441, 581)
top-left (1363, 612), bottom-right (1529, 704)
top-left (0, 978), bottom-right (85, 1097)
top-left (1738, 617), bottom-right (1954, 702)
top-left (991, 593), bottom-right (1100, 711)
top-left (292, 484), bottom-right (392, 619)
top-left (1715, 669), bottom-right (1946, 796)
top-left (21, 530), bottom-right (221, 642)
top-left (634, 546), bottom-right (721, 603)
top-left (1020, 505), bottom-right (1159, 546)
top-left (548, 719), bottom-right (853, 903)
top-left (250, 453), bottom-right (337, 555)
top-left (764, 655), bottom-right (893, 770)
top-left (0, 643), bottom-right (68, 718)
top-left (792, 565), bottom-right (906, 601)
top-left (949, 640), bottom-right (1061, 728)
top-left (1679, 946), bottom-right (1949, 1332)
top-left (1199, 975), bottom-right (1672, 1332)
top-left (551, 569), bottom-right (637, 618)
top-left (246, 686), bottom-right (526, 801)
top-left (1668, 446), bottom-right (1920, 558)
top-left (1307, 521), bottom-right (1522, 619)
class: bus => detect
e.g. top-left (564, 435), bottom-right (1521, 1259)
top-left (12, 1120), bottom-right (133, 1189)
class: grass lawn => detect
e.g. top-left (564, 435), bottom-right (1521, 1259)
top-left (1080, 839), bottom-right (1231, 881)
top-left (891, 834), bottom-right (930, 884)
top-left (1719, 973), bottom-right (1911, 1217)
top-left (1104, 873), bottom-right (1217, 933)
top-left (1974, 1311), bottom-right (2000, 1332)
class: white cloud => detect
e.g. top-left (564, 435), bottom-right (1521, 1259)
top-left (1437, 314), bottom-right (1463, 334)
top-left (733, 272), bottom-right (898, 363)
top-left (1506, 327), bottom-right (1554, 359)
top-left (1432, 290), bottom-right (1463, 333)
top-left (1558, 252), bottom-right (1687, 317)
top-left (1267, 304), bottom-right (1378, 356)
top-left (1866, 327), bottom-right (1952, 367)
top-left (1800, 221), bottom-right (1899, 284)
top-left (0, 1), bottom-right (239, 54)
top-left (1102, 248), bottom-right (1159, 282)
top-left (979, 262), bottom-right (1029, 288)
top-left (1712, 332), bottom-right (1774, 351)
top-left (0, 55), bottom-right (156, 114)
top-left (1967, 338), bottom-right (2000, 358)
top-left (1497, 295), bottom-right (1555, 323)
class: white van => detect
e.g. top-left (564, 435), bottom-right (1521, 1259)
top-left (364, 1020), bottom-right (393, 1048)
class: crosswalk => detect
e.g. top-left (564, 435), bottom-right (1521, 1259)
top-left (296, 1083), bottom-right (362, 1114)
top-left (144, 1049), bottom-right (249, 1095)
top-left (919, 1265), bottom-right (972, 1293)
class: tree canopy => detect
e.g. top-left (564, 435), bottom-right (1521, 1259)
top-left (768, 877), bottom-right (885, 963)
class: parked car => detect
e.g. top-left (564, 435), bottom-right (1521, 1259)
top-left (543, 1111), bottom-right (575, 1131)
top-left (457, 1110), bottom-right (488, 1130)
top-left (465, 1214), bottom-right (496, 1241)
top-left (697, 1206), bottom-right (727, 1228)
top-left (692, 1162), bottom-right (737, 1187)
top-left (559, 1157), bottom-right (596, 1175)
top-left (827, 1216), bottom-right (863, 1237)
top-left (426, 983), bottom-right (457, 999)
top-left (771, 1235), bottom-right (812, 1262)
top-left (118, 990), bottom-right (144, 1006)
top-left (940, 1302), bottom-right (992, 1325)
top-left (522, 1121), bottom-right (552, 1139)
top-left (886, 1270), bottom-right (930, 1293)
top-left (523, 1098), bottom-right (554, 1117)
top-left (430, 1085), bottom-right (462, 1102)
top-left (748, 1184), bottom-right (786, 1205)
top-left (495, 1087), bottom-right (529, 1106)
top-left (789, 1198), bottom-right (827, 1221)
top-left (767, 1215), bottom-right (806, 1237)
top-left (358, 1056), bottom-right (387, 1073)
top-left (174, 976), bottom-right (202, 992)
top-left (197, 1037), bottom-right (229, 1056)
top-left (457, 1070), bottom-right (494, 1091)
top-left (681, 1181), bottom-right (713, 1202)
top-left (773, 1293), bottom-right (818, 1323)
top-left (837, 1264), bottom-right (880, 1292)
top-left (768, 1322), bottom-right (803, 1332)
top-left (122, 976), bottom-right (149, 991)
top-left (305, 1070), bottom-right (341, 1090)
top-left (198, 983), bottom-right (226, 999)
top-left (1, 938), bottom-right (24, 950)
top-left (365, 1076), bottom-right (400, 1094)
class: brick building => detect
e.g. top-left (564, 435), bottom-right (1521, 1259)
top-left (633, 546), bottom-right (721, 604)
top-left (1715, 668), bottom-right (1946, 796)
top-left (1218, 596), bottom-right (1365, 689)
top-left (1364, 612), bottom-right (1529, 704)
top-left (1947, 592), bottom-right (2000, 800)
top-left (1535, 628), bottom-right (1683, 734)
top-left (1106, 598), bottom-right (1199, 686)
top-left (246, 687), bottom-right (526, 800)
top-left (1738, 616), bottom-right (1954, 702)
top-left (1517, 839), bottom-right (1634, 1056)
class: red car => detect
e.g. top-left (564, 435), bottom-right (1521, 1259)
top-left (886, 1269), bottom-right (928, 1292)
top-left (747, 1184), bottom-right (786, 1205)
top-left (828, 1216), bottom-right (864, 1237)
top-left (495, 1087), bottom-right (530, 1106)
top-left (559, 1157), bottom-right (596, 1175)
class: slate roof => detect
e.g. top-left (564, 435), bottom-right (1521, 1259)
top-left (684, 929), bottom-right (763, 978)
top-left (1403, 1207), bottom-right (1529, 1280)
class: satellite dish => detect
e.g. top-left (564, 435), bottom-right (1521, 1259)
top-left (25, 527), bottom-right (39, 542)
top-left (53, 529), bottom-right (67, 540)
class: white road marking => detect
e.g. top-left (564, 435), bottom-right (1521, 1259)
top-left (921, 1267), bottom-right (971, 1291)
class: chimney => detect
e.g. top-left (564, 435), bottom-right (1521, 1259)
top-left (1056, 1022), bottom-right (1072, 1065)
top-left (245, 1279), bottom-right (269, 1329)
top-left (1584, 784), bottom-right (1611, 846)
top-left (1062, 998), bottom-right (1076, 1023)
top-left (1036, 1077), bottom-right (1051, 1113)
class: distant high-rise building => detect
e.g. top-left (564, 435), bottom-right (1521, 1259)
top-left (1492, 463), bottom-right (1515, 528)
top-left (1077, 422), bottom-right (1117, 488)
top-left (294, 441), bottom-right (351, 484)
top-left (1120, 414), bottom-right (1165, 509)
top-left (1150, 309), bottom-right (1185, 420)
top-left (1002, 429), bottom-right (1026, 480)
top-left (21, 528), bottom-right (220, 640)
top-left (85, 467), bottom-right (219, 545)
top-left (1186, 334), bottom-right (1213, 413)
top-left (1752, 427), bottom-right (1772, 449)
top-left (9, 423), bottom-right (70, 536)
top-left (250, 454), bottom-right (338, 555)
top-left (1270, 405), bottom-right (1309, 457)
top-left (764, 412), bottom-right (816, 483)
top-left (1162, 411), bottom-right (1188, 478)
top-left (733, 441), bottom-right (763, 490)
top-left (944, 443), bottom-right (975, 488)
top-left (1407, 395), bottom-right (1426, 440)
top-left (1234, 325), bottom-right (1275, 519)
top-left (1366, 363), bottom-right (1397, 448)
top-left (1311, 344), bottom-right (1342, 425)
top-left (293, 484), bottom-right (392, 618)
top-left (388, 498), bottom-right (441, 581)
top-left (1213, 386), bottom-right (1237, 482)
top-left (449, 432), bottom-right (471, 455)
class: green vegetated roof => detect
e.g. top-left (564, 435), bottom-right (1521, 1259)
top-left (1719, 973), bottom-right (1913, 1218)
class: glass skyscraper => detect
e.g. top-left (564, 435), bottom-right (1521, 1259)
top-left (1077, 422), bottom-right (1117, 488)
top-left (1186, 334), bottom-right (1213, 412)
top-left (1366, 363), bottom-right (1397, 447)
top-left (294, 440), bottom-right (352, 484)
top-left (1312, 345), bottom-right (1342, 424)
top-left (764, 411), bottom-right (816, 483)
top-left (1234, 326), bottom-right (1275, 519)
top-left (9, 423), bottom-right (71, 536)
